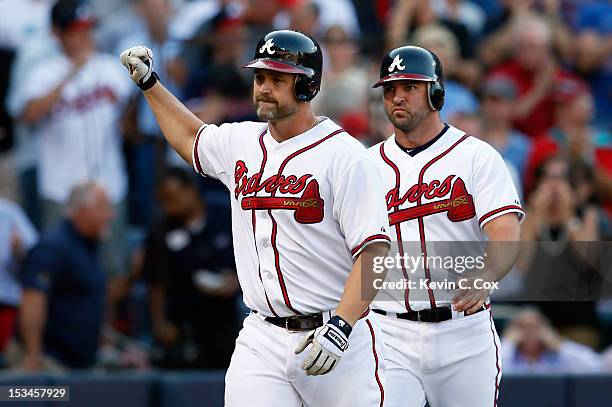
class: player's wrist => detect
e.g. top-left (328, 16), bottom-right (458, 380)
top-left (138, 71), bottom-right (159, 91)
top-left (328, 315), bottom-right (352, 338)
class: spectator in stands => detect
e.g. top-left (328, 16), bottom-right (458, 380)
top-left (0, 48), bottom-right (18, 202)
top-left (189, 65), bottom-right (255, 127)
top-left (0, 199), bottom-right (38, 368)
top-left (309, 0), bottom-right (360, 40)
top-left (525, 76), bottom-right (612, 203)
top-left (572, 3), bottom-right (612, 129)
top-left (2, 0), bottom-right (57, 227)
top-left (181, 9), bottom-right (249, 101)
top-left (241, 0), bottom-right (282, 53)
top-left (19, 183), bottom-right (113, 371)
top-left (275, 0), bottom-right (361, 41)
top-left (518, 155), bottom-right (603, 347)
top-left (547, 77), bottom-right (611, 163)
top-left (0, 0), bottom-right (53, 50)
top-left (288, 0), bottom-right (320, 38)
top-left (430, 0), bottom-right (486, 40)
top-left (501, 307), bottom-right (602, 373)
top-left (20, 0), bottom-right (131, 277)
top-left (312, 25), bottom-right (369, 123)
top-left (386, 0), bottom-right (481, 88)
top-left (477, 76), bottom-right (532, 180)
top-left (412, 23), bottom-right (479, 123)
top-left (488, 15), bottom-right (568, 138)
top-left (0, 0), bottom-right (60, 228)
top-left (385, 0), bottom-right (437, 50)
top-left (144, 168), bottom-right (238, 369)
top-left (480, 0), bottom-right (573, 66)
top-left (90, 0), bottom-right (141, 54)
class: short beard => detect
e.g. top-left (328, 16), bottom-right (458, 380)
top-left (386, 108), bottom-right (429, 133)
top-left (254, 100), bottom-right (299, 121)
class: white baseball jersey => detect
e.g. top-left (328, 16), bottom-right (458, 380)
top-left (192, 117), bottom-right (390, 317)
top-left (370, 124), bottom-right (524, 313)
top-left (21, 53), bottom-right (131, 204)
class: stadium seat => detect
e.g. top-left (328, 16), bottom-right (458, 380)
top-left (498, 374), bottom-right (569, 407)
top-left (159, 371), bottom-right (225, 407)
top-left (0, 373), bottom-right (51, 407)
top-left (571, 374), bottom-right (612, 407)
top-left (46, 372), bottom-right (153, 407)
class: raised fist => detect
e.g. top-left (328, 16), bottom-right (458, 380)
top-left (120, 45), bottom-right (157, 90)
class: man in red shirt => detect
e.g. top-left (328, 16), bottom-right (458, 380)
top-left (489, 16), bottom-right (568, 138)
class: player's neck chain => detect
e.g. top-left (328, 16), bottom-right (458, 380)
top-left (307, 115), bottom-right (319, 132)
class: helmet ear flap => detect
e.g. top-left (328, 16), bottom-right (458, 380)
top-left (427, 81), bottom-right (445, 111)
top-left (294, 74), bottom-right (319, 102)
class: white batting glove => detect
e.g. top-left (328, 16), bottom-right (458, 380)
top-left (295, 315), bottom-right (352, 376)
top-left (119, 45), bottom-right (158, 90)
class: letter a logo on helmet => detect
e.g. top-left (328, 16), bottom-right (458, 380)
top-left (259, 38), bottom-right (276, 55)
top-left (244, 30), bottom-right (323, 102)
top-left (388, 55), bottom-right (405, 73)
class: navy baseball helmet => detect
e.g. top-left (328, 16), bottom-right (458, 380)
top-left (51, 0), bottom-right (96, 31)
top-left (373, 46), bottom-right (445, 111)
top-left (244, 30), bottom-right (323, 102)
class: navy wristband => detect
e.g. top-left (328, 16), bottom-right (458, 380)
top-left (328, 315), bottom-right (352, 338)
top-left (139, 71), bottom-right (159, 91)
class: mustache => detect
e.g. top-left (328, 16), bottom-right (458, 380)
top-left (255, 96), bottom-right (278, 103)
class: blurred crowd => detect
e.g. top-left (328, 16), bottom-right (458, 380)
top-left (0, 0), bottom-right (610, 374)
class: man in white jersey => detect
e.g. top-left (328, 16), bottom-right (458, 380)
top-left (368, 46), bottom-right (524, 406)
top-left (20, 0), bottom-right (131, 277)
top-left (120, 30), bottom-right (390, 406)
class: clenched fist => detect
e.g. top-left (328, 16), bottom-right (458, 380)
top-left (295, 315), bottom-right (352, 376)
top-left (120, 45), bottom-right (158, 90)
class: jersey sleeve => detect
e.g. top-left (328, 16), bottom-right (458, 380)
top-left (191, 122), bottom-right (234, 185)
top-left (472, 144), bottom-right (525, 228)
top-left (21, 241), bottom-right (64, 293)
top-left (333, 157), bottom-right (391, 258)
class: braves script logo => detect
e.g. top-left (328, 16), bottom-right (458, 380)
top-left (234, 161), bottom-right (324, 224)
top-left (388, 55), bottom-right (405, 72)
top-left (259, 38), bottom-right (276, 55)
top-left (386, 175), bottom-right (475, 225)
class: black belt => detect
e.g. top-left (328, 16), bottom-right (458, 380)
top-left (253, 311), bottom-right (324, 332)
top-left (372, 305), bottom-right (487, 323)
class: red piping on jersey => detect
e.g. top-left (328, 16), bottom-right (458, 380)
top-left (366, 319), bottom-right (385, 407)
top-left (193, 125), bottom-right (207, 176)
top-left (417, 134), bottom-right (471, 309)
top-left (253, 128), bottom-right (279, 317)
top-left (275, 129), bottom-right (344, 176)
top-left (351, 234), bottom-right (391, 257)
top-left (479, 205), bottom-right (524, 227)
top-left (416, 217), bottom-right (435, 308)
top-left (380, 143), bottom-right (412, 312)
top-left (489, 311), bottom-right (501, 406)
top-left (267, 128), bottom-right (344, 315)
top-left (269, 211), bottom-right (302, 315)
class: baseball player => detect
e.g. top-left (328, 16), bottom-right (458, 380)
top-left (120, 30), bottom-right (390, 406)
top-left (369, 46), bottom-right (524, 407)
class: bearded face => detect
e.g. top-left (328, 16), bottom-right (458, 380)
top-left (382, 81), bottom-right (432, 133)
top-left (253, 69), bottom-right (300, 122)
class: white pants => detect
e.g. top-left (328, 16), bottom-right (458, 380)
top-left (376, 309), bottom-right (501, 407)
top-left (225, 312), bottom-right (386, 407)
